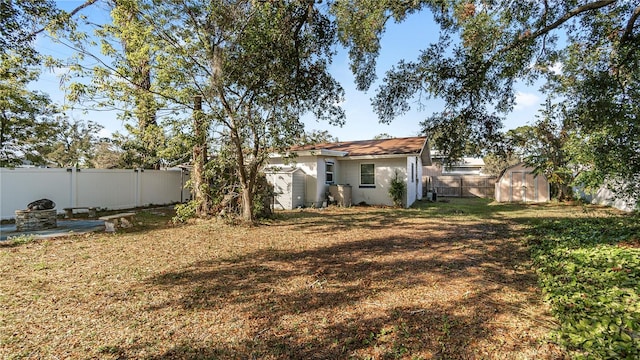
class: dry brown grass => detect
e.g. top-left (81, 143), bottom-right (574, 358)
top-left (0, 200), bottom-right (570, 359)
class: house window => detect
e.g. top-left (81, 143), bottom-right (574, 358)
top-left (411, 163), bottom-right (414, 183)
top-left (360, 163), bottom-right (375, 187)
top-left (326, 162), bottom-right (334, 184)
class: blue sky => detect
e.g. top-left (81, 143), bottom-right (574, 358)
top-left (34, 1), bottom-right (544, 141)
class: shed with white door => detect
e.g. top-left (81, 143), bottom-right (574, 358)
top-left (494, 163), bottom-right (550, 203)
top-left (264, 167), bottom-right (306, 210)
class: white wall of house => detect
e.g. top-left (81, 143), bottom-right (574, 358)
top-left (417, 156), bottom-right (424, 201)
top-left (318, 157), bottom-right (341, 206)
top-left (406, 156), bottom-right (423, 207)
top-left (316, 158), bottom-right (327, 206)
top-left (270, 156), bottom-right (347, 207)
top-left (268, 155), bottom-right (425, 208)
top-left (290, 170), bottom-right (306, 209)
top-left (0, 167), bottom-right (188, 219)
top-left (339, 157), bottom-right (408, 207)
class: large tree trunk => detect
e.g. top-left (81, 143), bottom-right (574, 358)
top-left (0, 111), bottom-right (6, 151)
top-left (241, 185), bottom-right (254, 222)
top-left (236, 162), bottom-right (256, 222)
top-left (228, 115), bottom-right (255, 222)
top-left (192, 96), bottom-right (210, 217)
top-left (115, 0), bottom-right (159, 169)
top-left (557, 183), bottom-right (573, 201)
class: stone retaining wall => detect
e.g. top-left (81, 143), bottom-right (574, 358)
top-left (15, 209), bottom-right (57, 231)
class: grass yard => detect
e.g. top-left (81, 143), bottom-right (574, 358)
top-left (0, 199), bottom-right (637, 359)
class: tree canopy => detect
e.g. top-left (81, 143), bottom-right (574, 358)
top-left (59, 0), bottom-right (345, 220)
top-left (0, 55), bottom-right (56, 166)
top-left (1, 0), bottom-right (56, 166)
top-left (333, 0), bottom-right (640, 201)
top-left (0, 0), bottom-right (104, 167)
top-left (6, 0), bottom-right (638, 210)
top-left (0, 0), bottom-right (58, 63)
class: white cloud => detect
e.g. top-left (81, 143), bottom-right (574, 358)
top-left (514, 91), bottom-right (540, 110)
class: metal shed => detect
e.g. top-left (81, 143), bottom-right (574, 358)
top-left (495, 163), bottom-right (550, 203)
top-left (264, 167), bottom-right (306, 210)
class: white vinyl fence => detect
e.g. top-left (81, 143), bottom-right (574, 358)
top-left (579, 185), bottom-right (638, 212)
top-left (0, 167), bottom-right (190, 219)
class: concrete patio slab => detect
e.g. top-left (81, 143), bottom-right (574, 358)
top-left (0, 219), bottom-right (104, 241)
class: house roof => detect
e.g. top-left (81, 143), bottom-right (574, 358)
top-left (291, 136), bottom-right (429, 159)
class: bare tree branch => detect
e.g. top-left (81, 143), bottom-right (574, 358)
top-left (621, 5), bottom-right (640, 43)
top-left (28, 0), bottom-right (99, 38)
top-left (531, 0), bottom-right (616, 39)
top-left (493, 0), bottom-right (616, 62)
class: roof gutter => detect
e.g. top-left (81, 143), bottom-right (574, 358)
top-left (344, 154), bottom-right (418, 160)
top-left (270, 149), bottom-right (349, 158)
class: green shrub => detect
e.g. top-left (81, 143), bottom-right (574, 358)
top-left (172, 200), bottom-right (199, 223)
top-left (389, 171), bottom-right (406, 207)
top-left (252, 173), bottom-right (273, 219)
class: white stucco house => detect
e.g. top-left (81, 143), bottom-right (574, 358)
top-left (427, 150), bottom-right (487, 176)
top-left (267, 136), bottom-right (431, 209)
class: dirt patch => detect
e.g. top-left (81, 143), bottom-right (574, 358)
top-left (0, 201), bottom-right (567, 359)
top-left (618, 238), bottom-right (640, 248)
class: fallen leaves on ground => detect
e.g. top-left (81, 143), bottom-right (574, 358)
top-left (0, 200), bottom-right (569, 359)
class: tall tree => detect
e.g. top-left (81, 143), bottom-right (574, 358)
top-left (526, 102), bottom-right (575, 200)
top-left (191, 95), bottom-right (211, 216)
top-left (0, 55), bottom-right (57, 166)
top-left (0, 0), bottom-right (58, 166)
top-left (333, 1), bottom-right (640, 200)
top-left (298, 129), bottom-right (338, 145)
top-left (0, 0), bottom-right (58, 63)
top-left (547, 3), bottom-right (640, 202)
top-left (373, 132), bottom-right (393, 140)
top-left (481, 152), bottom-right (520, 178)
top-left (1, 0), bottom-right (100, 167)
top-left (500, 106), bottom-right (575, 200)
top-left (64, 0), bottom-right (345, 221)
top-left (102, 0), bottom-right (165, 169)
top-left (157, 0), bottom-right (345, 221)
top-left (36, 116), bottom-right (103, 168)
top-left (91, 138), bottom-right (123, 168)
top-left (59, 0), bottom-right (167, 169)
